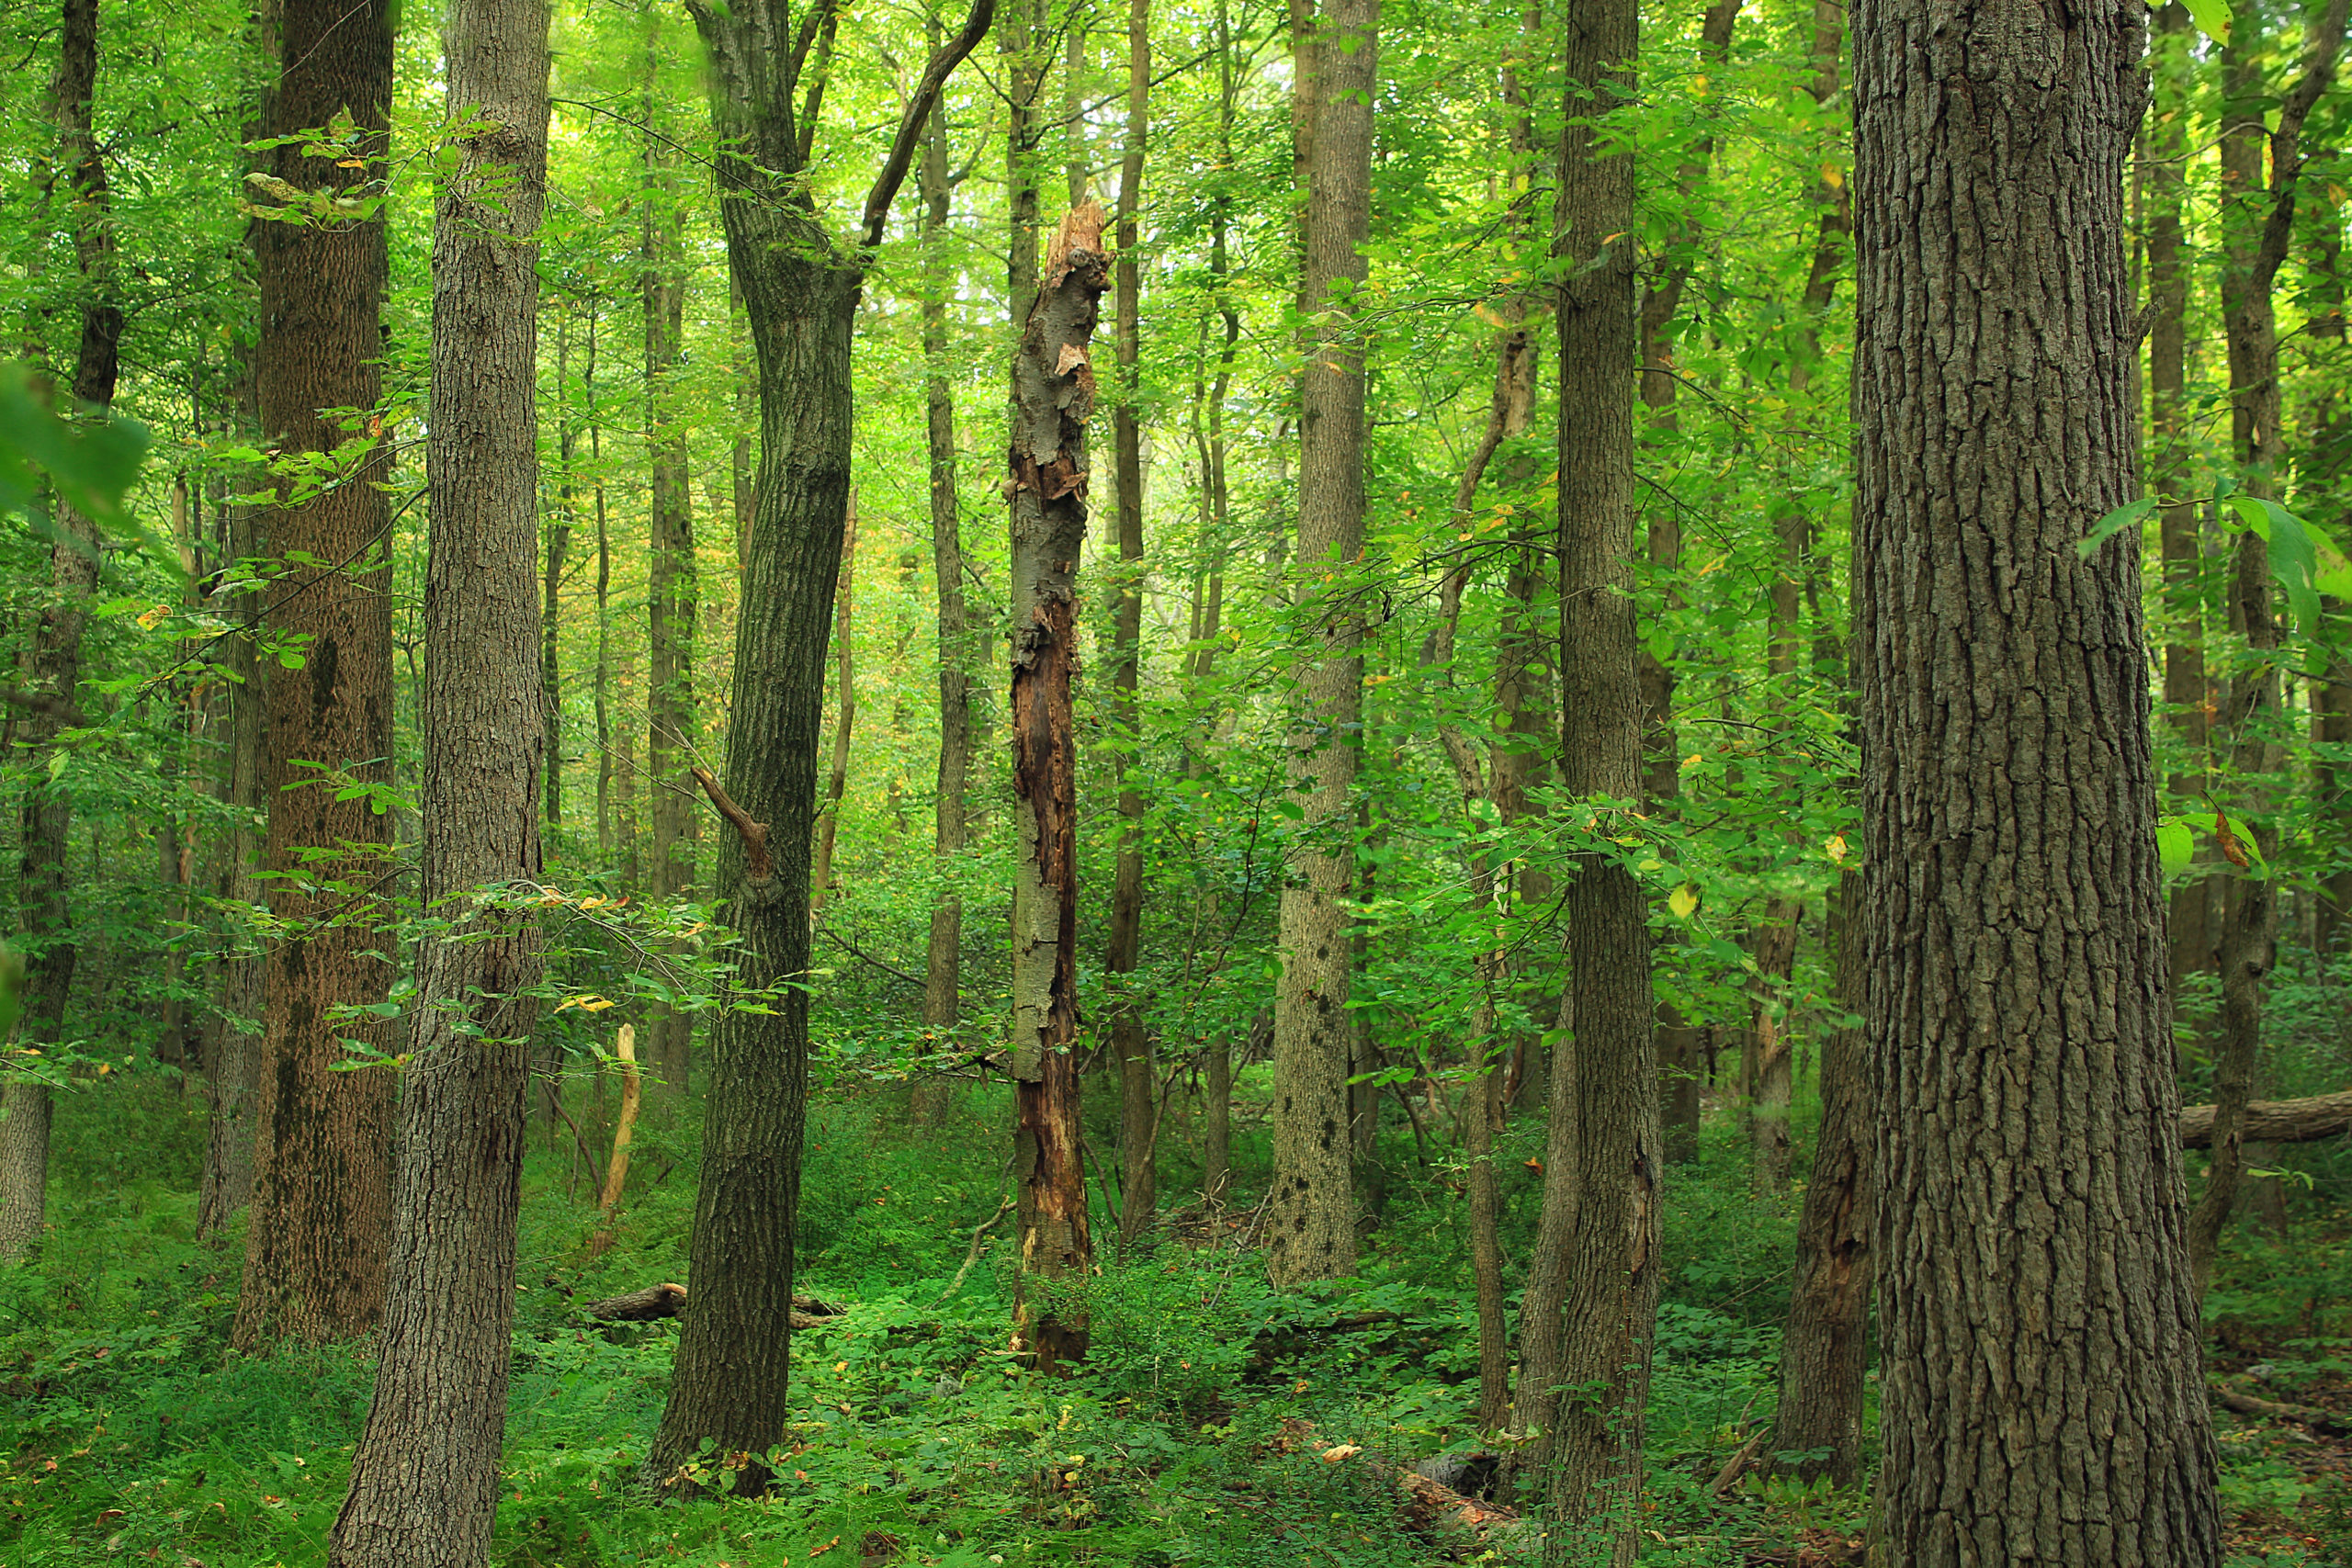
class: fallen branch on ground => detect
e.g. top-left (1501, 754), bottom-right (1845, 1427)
top-left (583, 1282), bottom-right (846, 1332)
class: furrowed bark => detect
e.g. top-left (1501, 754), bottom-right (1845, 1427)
top-left (1522, 0), bottom-right (1659, 1555)
top-left (1852, 0), bottom-right (2223, 1553)
top-left (234, 0), bottom-right (398, 1346)
top-left (810, 498), bottom-right (857, 916)
top-left (327, 4), bottom-right (549, 1555)
top-left (1268, 0), bottom-right (1376, 1292)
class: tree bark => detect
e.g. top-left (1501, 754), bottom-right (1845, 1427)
top-left (1009, 206), bottom-right (1109, 1371)
top-left (545, 311), bottom-right (572, 830)
top-left (1107, 0), bottom-right (1155, 1249)
top-left (0, 0), bottom-right (121, 1263)
top-left (1268, 0), bottom-right (1375, 1292)
top-left (810, 498), bottom-right (857, 916)
top-left (642, 0), bottom-right (991, 1486)
top-left (327, 6), bottom-right (548, 1556)
top-left (233, 0), bottom-right (399, 1346)
top-left (1851, 0), bottom-right (2223, 1555)
top-left (1521, 4), bottom-right (1658, 1558)
top-left (1771, 874), bottom-right (1870, 1485)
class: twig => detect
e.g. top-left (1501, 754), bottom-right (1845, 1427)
top-left (935, 1190), bottom-right (1016, 1305)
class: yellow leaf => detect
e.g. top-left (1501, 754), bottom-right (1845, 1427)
top-left (2332, 182), bottom-right (2347, 206)
top-left (581, 997), bottom-right (616, 1012)
top-left (1692, 73), bottom-right (1710, 96)
top-left (1821, 165), bottom-right (1844, 191)
top-left (1668, 886), bottom-right (1700, 919)
top-left (1826, 833), bottom-right (1849, 863)
top-left (336, 157), bottom-right (368, 168)
top-left (1680, 752), bottom-right (1702, 771)
top-left (137, 604), bottom-right (170, 630)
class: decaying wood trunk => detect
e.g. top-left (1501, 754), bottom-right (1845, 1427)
top-left (2179, 1089), bottom-right (2352, 1147)
top-left (1009, 204), bottom-right (1110, 1375)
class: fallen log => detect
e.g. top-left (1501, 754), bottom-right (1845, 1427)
top-left (2179, 1089), bottom-right (2352, 1148)
top-left (2212, 1384), bottom-right (2352, 1437)
top-left (583, 1282), bottom-right (846, 1332)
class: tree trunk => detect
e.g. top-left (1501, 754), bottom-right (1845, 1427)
top-left (0, 0), bottom-right (120, 1262)
top-left (590, 300), bottom-right (614, 863)
top-left (1521, 3), bottom-right (1658, 1558)
top-left (643, 64), bottom-right (698, 1100)
top-left (1010, 206), bottom-right (1109, 1371)
top-left (2149, 3), bottom-right (2213, 1007)
top-left (2189, 0), bottom-right (2346, 1297)
top-left (1771, 874), bottom-right (1870, 1485)
top-left (545, 312), bottom-right (572, 830)
top-left (1747, 905), bottom-right (1797, 1195)
top-left (918, 63), bottom-right (968, 1123)
top-left (1268, 0), bottom-right (1374, 1292)
top-left (1851, 0), bottom-right (2223, 1553)
top-left (810, 498), bottom-right (857, 916)
top-left (326, 8), bottom-right (548, 1557)
top-left (1638, 0), bottom-right (1740, 1162)
top-left (643, 0), bottom-right (990, 1485)
top-left (1106, 0), bottom-right (1155, 1248)
top-left (233, 0), bottom-right (399, 1347)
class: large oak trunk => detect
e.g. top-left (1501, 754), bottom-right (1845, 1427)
top-left (234, 0), bottom-right (398, 1347)
top-left (1851, 0), bottom-right (2222, 1555)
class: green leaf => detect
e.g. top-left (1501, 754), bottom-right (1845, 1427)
top-left (2156, 817), bottom-right (2194, 880)
top-left (2179, 0), bottom-right (2231, 43)
top-left (2076, 497), bottom-right (2154, 559)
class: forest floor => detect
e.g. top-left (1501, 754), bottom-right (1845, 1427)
top-left (4, 1075), bottom-right (2349, 1567)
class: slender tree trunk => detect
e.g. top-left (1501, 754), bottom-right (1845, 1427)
top-left (234, 0), bottom-right (398, 1346)
top-left (590, 301), bottom-right (613, 863)
top-left (1268, 0), bottom-right (1374, 1291)
top-left (2149, 3), bottom-right (2212, 1005)
top-left (918, 65), bottom-right (968, 1122)
top-left (0, 0), bottom-right (120, 1261)
top-left (1010, 207), bottom-right (1109, 1370)
top-left (642, 19), bottom-right (697, 1098)
top-left (1771, 874), bottom-right (1870, 1484)
top-left (643, 0), bottom-right (990, 1484)
top-left (1638, 0), bottom-right (1740, 1161)
top-left (1852, 0), bottom-right (2223, 1553)
top-left (1107, 0), bottom-right (1154, 1248)
top-left (1521, 5), bottom-right (1658, 1557)
top-left (545, 311), bottom-right (572, 830)
top-left (199, 355), bottom-right (266, 1241)
top-left (2189, 0), bottom-right (2345, 1295)
top-left (810, 498), bottom-right (857, 915)
top-left (327, 3), bottom-right (548, 1557)
top-left (732, 273), bottom-right (755, 575)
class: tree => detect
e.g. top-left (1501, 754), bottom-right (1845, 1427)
top-left (641, 0), bottom-right (990, 1487)
top-left (1010, 203), bottom-right (1110, 1367)
top-left (0, 0), bottom-right (122, 1263)
top-left (1517, 0), bottom-right (1660, 1555)
top-left (1105, 0), bottom-right (1155, 1247)
top-left (1852, 0), bottom-right (2224, 1555)
top-left (233, 0), bottom-right (399, 1348)
top-left (327, 0), bottom-right (550, 1556)
top-left (1268, 0), bottom-right (1375, 1292)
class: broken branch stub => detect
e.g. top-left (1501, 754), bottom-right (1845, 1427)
top-left (693, 765), bottom-right (773, 883)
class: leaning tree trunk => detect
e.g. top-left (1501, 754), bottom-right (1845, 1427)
top-left (1010, 207), bottom-right (1109, 1371)
top-left (1851, 0), bottom-right (2223, 1556)
top-left (0, 0), bottom-right (120, 1263)
top-left (1106, 0), bottom-right (1155, 1248)
top-left (1521, 0), bottom-right (1659, 1558)
top-left (233, 0), bottom-right (398, 1348)
top-left (643, 0), bottom-right (992, 1488)
top-left (809, 499), bottom-right (857, 916)
top-left (326, 6), bottom-right (548, 1561)
top-left (1268, 0), bottom-right (1375, 1291)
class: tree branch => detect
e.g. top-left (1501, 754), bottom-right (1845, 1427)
top-left (692, 765), bottom-right (772, 881)
top-left (2254, 0), bottom-right (2350, 291)
top-left (861, 0), bottom-right (996, 250)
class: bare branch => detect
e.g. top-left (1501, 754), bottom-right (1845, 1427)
top-left (861, 0), bottom-right (996, 250)
top-left (692, 765), bottom-right (772, 882)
